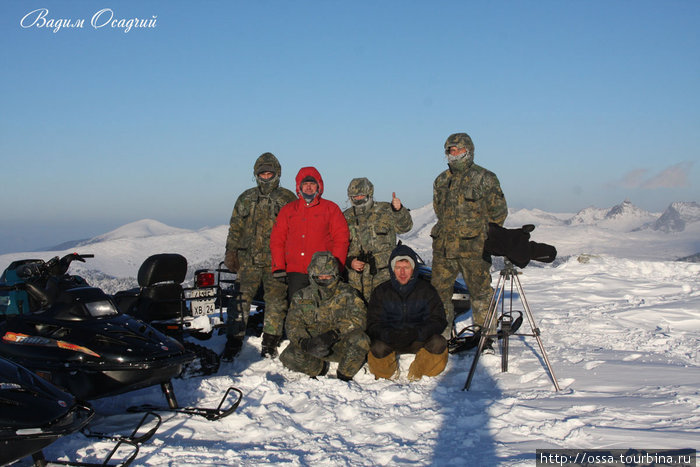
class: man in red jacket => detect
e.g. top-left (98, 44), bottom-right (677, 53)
top-left (268, 167), bottom-right (350, 356)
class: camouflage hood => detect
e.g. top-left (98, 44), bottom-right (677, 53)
top-left (254, 152), bottom-right (282, 195)
top-left (444, 133), bottom-right (475, 172)
top-left (347, 177), bottom-right (374, 211)
top-left (307, 250), bottom-right (339, 278)
top-left (307, 251), bottom-right (340, 293)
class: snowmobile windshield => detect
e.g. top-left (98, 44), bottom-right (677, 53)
top-left (85, 300), bottom-right (119, 317)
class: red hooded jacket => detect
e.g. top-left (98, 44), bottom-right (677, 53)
top-left (270, 167), bottom-right (349, 274)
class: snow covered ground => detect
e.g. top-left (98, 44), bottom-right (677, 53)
top-left (3, 202), bottom-right (699, 466)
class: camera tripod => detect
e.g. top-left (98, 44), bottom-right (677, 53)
top-left (463, 260), bottom-right (560, 391)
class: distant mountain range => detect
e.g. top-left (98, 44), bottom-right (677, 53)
top-left (401, 199), bottom-right (700, 265)
top-left (3, 200), bottom-right (698, 280)
top-left (508, 200), bottom-right (700, 233)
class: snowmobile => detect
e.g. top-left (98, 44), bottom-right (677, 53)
top-left (0, 253), bottom-right (241, 421)
top-left (0, 356), bottom-right (166, 466)
top-left (0, 356), bottom-right (95, 466)
top-left (113, 253), bottom-right (238, 376)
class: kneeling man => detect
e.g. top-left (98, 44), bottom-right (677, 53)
top-left (367, 244), bottom-right (448, 380)
top-left (280, 251), bottom-right (370, 381)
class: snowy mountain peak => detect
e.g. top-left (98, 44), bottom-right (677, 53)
top-left (79, 219), bottom-right (192, 245)
top-left (565, 200), bottom-right (657, 231)
top-left (670, 201), bottom-right (700, 221)
top-left (604, 199), bottom-right (648, 220)
top-left (641, 201), bottom-right (700, 233)
top-left (565, 206), bottom-right (608, 225)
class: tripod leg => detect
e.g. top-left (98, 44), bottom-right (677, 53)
top-left (514, 275), bottom-right (561, 391)
top-left (501, 314), bottom-right (510, 373)
top-left (464, 274), bottom-right (504, 391)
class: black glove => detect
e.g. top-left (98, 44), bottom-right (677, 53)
top-left (272, 270), bottom-right (287, 283)
top-left (383, 327), bottom-right (418, 349)
top-left (300, 329), bottom-right (340, 359)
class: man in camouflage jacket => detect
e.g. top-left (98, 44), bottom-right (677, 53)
top-left (279, 251), bottom-right (370, 381)
top-left (343, 177), bottom-right (413, 302)
top-left (431, 133), bottom-right (507, 340)
top-left (223, 152), bottom-right (296, 360)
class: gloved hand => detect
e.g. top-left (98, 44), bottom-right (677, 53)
top-left (300, 329), bottom-right (340, 359)
top-left (224, 250), bottom-right (239, 273)
top-left (272, 270), bottom-right (287, 283)
top-left (383, 327), bottom-right (418, 349)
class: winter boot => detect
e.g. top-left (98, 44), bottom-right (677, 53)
top-left (336, 371), bottom-right (353, 382)
top-left (221, 337), bottom-right (243, 362)
top-left (407, 348), bottom-right (448, 381)
top-left (260, 333), bottom-right (282, 358)
top-left (367, 351), bottom-right (398, 380)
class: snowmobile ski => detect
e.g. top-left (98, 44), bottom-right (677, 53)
top-left (127, 385), bottom-right (243, 421)
top-left (82, 411), bottom-right (162, 446)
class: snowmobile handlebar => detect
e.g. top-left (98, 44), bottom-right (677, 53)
top-left (15, 253), bottom-right (94, 280)
top-left (55, 253), bottom-right (94, 276)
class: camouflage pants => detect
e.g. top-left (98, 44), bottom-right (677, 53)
top-left (279, 330), bottom-right (370, 378)
top-left (431, 254), bottom-right (495, 338)
top-left (347, 267), bottom-right (390, 303)
top-left (226, 264), bottom-right (288, 339)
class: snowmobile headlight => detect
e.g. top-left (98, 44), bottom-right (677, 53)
top-left (85, 300), bottom-right (119, 317)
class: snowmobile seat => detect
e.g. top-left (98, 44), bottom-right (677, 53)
top-left (132, 254), bottom-right (188, 322)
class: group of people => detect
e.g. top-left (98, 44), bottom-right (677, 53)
top-left (222, 132), bottom-right (507, 382)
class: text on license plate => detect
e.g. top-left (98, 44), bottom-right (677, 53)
top-left (188, 288), bottom-right (216, 316)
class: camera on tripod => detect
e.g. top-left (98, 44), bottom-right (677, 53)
top-left (483, 223), bottom-right (557, 268)
top-left (457, 223), bottom-right (561, 392)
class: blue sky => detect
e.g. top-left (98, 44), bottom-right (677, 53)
top-left (1, 0), bottom-right (698, 253)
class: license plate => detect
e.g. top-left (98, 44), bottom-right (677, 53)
top-left (186, 288), bottom-right (216, 316)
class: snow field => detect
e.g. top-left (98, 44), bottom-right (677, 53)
top-left (25, 255), bottom-right (697, 466)
top-left (3, 205), bottom-right (699, 466)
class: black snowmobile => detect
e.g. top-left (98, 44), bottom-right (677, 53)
top-left (0, 356), bottom-right (94, 466)
top-left (0, 253), bottom-right (241, 421)
top-left (113, 253), bottom-right (232, 376)
top-left (0, 356), bottom-right (161, 466)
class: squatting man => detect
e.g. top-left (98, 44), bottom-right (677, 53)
top-left (366, 244), bottom-right (448, 380)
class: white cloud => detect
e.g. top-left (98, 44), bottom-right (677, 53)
top-left (641, 161), bottom-right (694, 189)
top-left (614, 162), bottom-right (694, 189)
